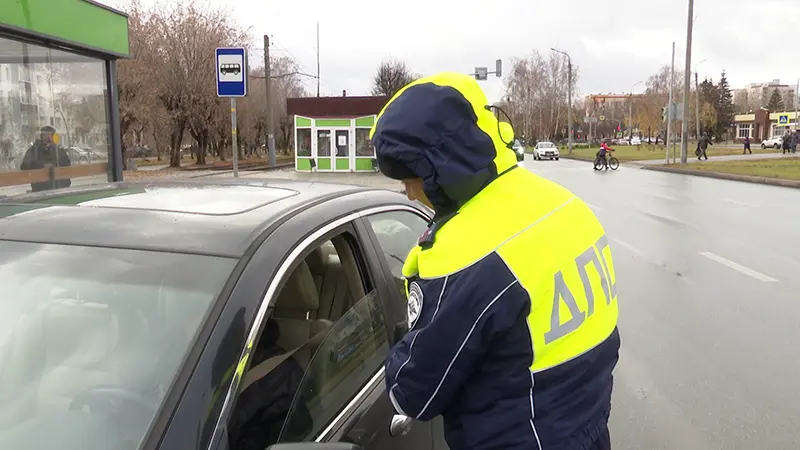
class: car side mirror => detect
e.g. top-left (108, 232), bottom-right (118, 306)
top-left (267, 444), bottom-right (363, 450)
top-left (393, 320), bottom-right (409, 345)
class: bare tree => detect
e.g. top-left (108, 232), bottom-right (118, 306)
top-left (117, 0), bottom-right (160, 167)
top-left (370, 59), bottom-right (418, 97)
top-left (116, 0), bottom-right (305, 168)
top-left (503, 51), bottom-right (579, 142)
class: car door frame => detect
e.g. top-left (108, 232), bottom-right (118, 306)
top-left (189, 198), bottom-right (428, 450)
top-left (349, 205), bottom-right (451, 450)
top-left (312, 205), bottom-right (437, 445)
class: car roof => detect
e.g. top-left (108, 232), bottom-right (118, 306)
top-left (0, 178), bottom-right (405, 258)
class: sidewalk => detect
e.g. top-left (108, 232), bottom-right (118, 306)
top-left (633, 152), bottom-right (794, 166)
top-left (204, 168), bottom-right (404, 191)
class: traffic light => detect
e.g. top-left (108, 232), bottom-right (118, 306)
top-left (662, 107), bottom-right (667, 122)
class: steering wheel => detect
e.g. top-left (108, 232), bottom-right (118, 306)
top-left (69, 386), bottom-right (157, 415)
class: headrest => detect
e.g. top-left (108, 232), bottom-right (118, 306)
top-left (275, 260), bottom-right (319, 311)
top-left (304, 247), bottom-right (327, 275)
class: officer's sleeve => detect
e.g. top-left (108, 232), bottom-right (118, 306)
top-left (384, 254), bottom-right (528, 421)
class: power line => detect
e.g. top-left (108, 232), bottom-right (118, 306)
top-left (267, 34), bottom-right (342, 95)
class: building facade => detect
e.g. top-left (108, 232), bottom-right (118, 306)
top-left (733, 109), bottom-right (799, 141)
top-left (734, 80), bottom-right (796, 113)
top-left (0, 0), bottom-right (129, 194)
top-left (287, 95), bottom-right (389, 172)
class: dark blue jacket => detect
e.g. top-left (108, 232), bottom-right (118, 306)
top-left (373, 74), bottom-right (620, 450)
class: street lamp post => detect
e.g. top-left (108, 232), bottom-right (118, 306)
top-left (550, 48), bottom-right (573, 154)
top-left (629, 81), bottom-right (643, 140)
top-left (695, 59), bottom-right (707, 139)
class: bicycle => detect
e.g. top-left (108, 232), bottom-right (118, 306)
top-left (593, 154), bottom-right (619, 171)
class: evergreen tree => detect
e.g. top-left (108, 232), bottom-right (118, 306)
top-left (698, 78), bottom-right (720, 137)
top-left (715, 71), bottom-right (734, 139)
top-left (768, 88), bottom-right (785, 111)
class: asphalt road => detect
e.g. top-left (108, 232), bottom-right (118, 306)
top-left (522, 156), bottom-right (800, 450)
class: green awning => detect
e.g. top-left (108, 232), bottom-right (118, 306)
top-left (0, 0), bottom-right (130, 59)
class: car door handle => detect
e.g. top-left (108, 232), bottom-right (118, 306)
top-left (389, 414), bottom-right (413, 437)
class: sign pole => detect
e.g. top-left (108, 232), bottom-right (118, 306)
top-left (215, 46), bottom-right (248, 177)
top-left (666, 42), bottom-right (675, 165)
top-left (231, 98), bottom-right (239, 178)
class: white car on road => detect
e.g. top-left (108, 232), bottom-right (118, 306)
top-left (761, 136), bottom-right (783, 149)
top-left (533, 141), bottom-right (560, 160)
top-left (630, 137), bottom-right (641, 146)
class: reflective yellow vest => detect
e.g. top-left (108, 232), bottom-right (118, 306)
top-left (402, 167), bottom-right (618, 373)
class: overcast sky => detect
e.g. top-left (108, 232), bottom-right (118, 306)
top-left (134, 0), bottom-right (800, 103)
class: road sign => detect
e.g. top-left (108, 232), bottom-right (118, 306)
top-left (216, 47), bottom-right (248, 97)
top-left (599, 115), bottom-right (606, 121)
top-left (474, 67), bottom-right (488, 81)
top-left (779, 115), bottom-right (789, 125)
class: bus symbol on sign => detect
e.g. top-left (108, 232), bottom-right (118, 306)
top-left (220, 63), bottom-right (241, 75)
top-left (779, 115), bottom-right (789, 125)
top-left (215, 47), bottom-right (247, 97)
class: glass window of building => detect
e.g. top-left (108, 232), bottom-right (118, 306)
top-left (0, 38), bottom-right (113, 196)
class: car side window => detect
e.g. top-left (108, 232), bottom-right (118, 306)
top-left (228, 231), bottom-right (391, 448)
top-left (366, 210), bottom-right (429, 295)
top-left (278, 289), bottom-right (388, 443)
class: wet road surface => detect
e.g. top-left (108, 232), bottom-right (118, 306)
top-left (522, 156), bottom-right (800, 450)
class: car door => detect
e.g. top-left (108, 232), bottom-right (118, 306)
top-left (260, 209), bottom-right (436, 450)
top-left (359, 206), bottom-right (450, 450)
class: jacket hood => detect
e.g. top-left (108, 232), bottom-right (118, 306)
top-left (370, 72), bottom-right (517, 214)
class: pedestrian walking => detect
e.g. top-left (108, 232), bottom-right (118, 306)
top-left (793, 130), bottom-right (798, 154)
top-left (372, 72), bottom-right (620, 450)
top-left (696, 132), bottom-right (712, 160)
top-left (783, 129), bottom-right (792, 154)
top-left (743, 135), bottom-right (751, 154)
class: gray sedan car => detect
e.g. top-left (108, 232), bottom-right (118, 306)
top-left (0, 179), bottom-right (447, 450)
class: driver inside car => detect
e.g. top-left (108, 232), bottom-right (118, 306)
top-left (228, 317), bottom-right (312, 450)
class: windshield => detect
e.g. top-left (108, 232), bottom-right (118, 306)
top-left (538, 142), bottom-right (555, 148)
top-left (0, 241), bottom-right (235, 450)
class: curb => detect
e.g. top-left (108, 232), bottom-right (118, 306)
top-left (188, 163), bottom-right (294, 178)
top-left (559, 155), bottom-right (594, 162)
top-left (641, 165), bottom-right (800, 189)
top-left (182, 162), bottom-right (294, 172)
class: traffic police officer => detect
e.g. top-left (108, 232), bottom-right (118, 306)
top-left (370, 72), bottom-right (621, 450)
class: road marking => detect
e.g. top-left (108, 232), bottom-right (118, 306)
top-left (722, 198), bottom-right (759, 207)
top-left (610, 237), bottom-right (642, 257)
top-left (651, 193), bottom-right (678, 201)
top-left (699, 251), bottom-right (778, 282)
top-left (643, 211), bottom-right (688, 226)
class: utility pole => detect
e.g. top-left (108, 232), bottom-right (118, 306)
top-left (695, 72), bottom-right (701, 139)
top-left (550, 48), bottom-right (573, 154)
top-left (316, 22), bottom-right (320, 97)
top-left (629, 81), bottom-right (642, 140)
top-left (680, 0), bottom-right (694, 164)
top-left (694, 59), bottom-right (706, 140)
top-left (264, 34), bottom-right (276, 167)
top-left (566, 59), bottom-right (573, 153)
top-left (667, 42), bottom-right (675, 165)
top-left (795, 78), bottom-right (798, 132)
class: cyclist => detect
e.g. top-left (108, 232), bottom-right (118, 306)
top-left (598, 140), bottom-right (615, 170)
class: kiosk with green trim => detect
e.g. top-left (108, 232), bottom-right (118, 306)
top-left (287, 95), bottom-right (389, 172)
top-left (0, 0), bottom-right (129, 191)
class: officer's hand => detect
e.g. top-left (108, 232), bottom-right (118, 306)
top-left (392, 320), bottom-right (409, 345)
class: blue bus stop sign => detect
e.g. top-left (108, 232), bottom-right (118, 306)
top-left (216, 47), bottom-right (247, 97)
